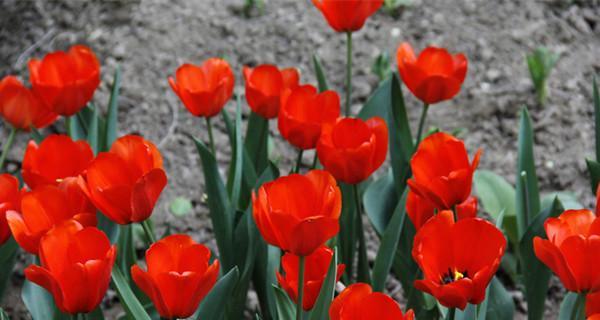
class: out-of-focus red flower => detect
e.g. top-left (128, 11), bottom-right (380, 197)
top-left (243, 64), bottom-right (300, 119)
top-left (277, 246), bottom-right (345, 311)
top-left (278, 85), bottom-right (340, 150)
top-left (132, 234), bottom-right (219, 319)
top-left (79, 135), bottom-right (167, 224)
top-left (396, 42), bottom-right (467, 105)
top-left (412, 211), bottom-right (506, 310)
top-left (329, 283), bottom-right (414, 320)
top-left (534, 209), bottom-right (600, 293)
top-left (0, 76), bottom-right (57, 130)
top-left (317, 117), bottom-right (387, 184)
top-left (0, 174), bottom-right (24, 246)
top-left (25, 221), bottom-right (116, 314)
top-left (6, 184), bottom-right (97, 254)
top-left (407, 132), bottom-right (481, 210)
top-left (311, 0), bottom-right (383, 33)
top-left (252, 170), bottom-right (342, 256)
top-left (22, 134), bottom-right (94, 189)
top-left (168, 58), bottom-right (235, 118)
top-left (587, 292), bottom-right (600, 319)
top-left (28, 45), bottom-right (100, 116)
top-left (406, 190), bottom-right (478, 230)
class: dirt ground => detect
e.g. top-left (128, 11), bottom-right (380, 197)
top-left (1, 0), bottom-right (599, 319)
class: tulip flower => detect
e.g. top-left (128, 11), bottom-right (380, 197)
top-left (22, 134), bottom-right (94, 189)
top-left (79, 135), bottom-right (167, 224)
top-left (278, 85), bottom-right (340, 150)
top-left (329, 283), bottom-right (414, 320)
top-left (25, 221), bottom-right (116, 314)
top-left (132, 234), bottom-right (219, 319)
top-left (407, 132), bottom-right (481, 210)
top-left (28, 45), bottom-right (100, 116)
top-left (168, 58), bottom-right (235, 118)
top-left (534, 209), bottom-right (600, 293)
top-left (317, 117), bottom-right (387, 184)
top-left (243, 64), bottom-right (300, 119)
top-left (252, 170), bottom-right (341, 256)
top-left (7, 184), bottom-right (97, 254)
top-left (406, 190), bottom-right (478, 230)
top-left (0, 76), bottom-right (57, 130)
top-left (311, 0), bottom-right (383, 33)
top-left (587, 292), bottom-right (600, 319)
top-left (396, 42), bottom-right (468, 105)
top-left (277, 246), bottom-right (345, 311)
top-left (0, 174), bottom-right (23, 246)
top-left (412, 211), bottom-right (506, 310)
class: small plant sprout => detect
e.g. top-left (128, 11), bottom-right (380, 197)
top-left (371, 52), bottom-right (392, 82)
top-left (526, 47), bottom-right (560, 106)
top-left (383, 0), bottom-right (412, 16)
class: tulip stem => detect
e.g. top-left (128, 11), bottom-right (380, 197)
top-left (446, 308), bottom-right (456, 320)
top-left (345, 31), bottom-right (353, 117)
top-left (0, 127), bottom-right (16, 172)
top-left (415, 103), bottom-right (429, 146)
top-left (294, 149), bottom-right (304, 174)
top-left (140, 220), bottom-right (157, 244)
top-left (353, 184), bottom-right (370, 283)
top-left (206, 117), bottom-right (216, 155)
top-left (571, 292), bottom-right (586, 320)
top-left (311, 152), bottom-right (319, 169)
top-left (296, 255), bottom-right (306, 320)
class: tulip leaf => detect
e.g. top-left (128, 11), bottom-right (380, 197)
top-left (97, 211), bottom-right (120, 244)
top-left (312, 54), bottom-right (329, 92)
top-left (169, 196), bottom-right (193, 217)
top-left (594, 75), bottom-right (600, 161)
top-left (455, 304), bottom-right (477, 320)
top-left (586, 159), bottom-right (600, 195)
top-left (195, 267), bottom-right (240, 320)
top-left (541, 192), bottom-right (582, 211)
top-left (519, 197), bottom-right (564, 320)
top-left (88, 103), bottom-right (100, 155)
top-left (526, 47), bottom-right (559, 105)
top-left (273, 285), bottom-right (296, 320)
top-left (480, 277), bottom-right (515, 320)
top-left (111, 267), bottom-right (152, 320)
top-left (558, 292), bottom-right (578, 320)
top-left (245, 112), bottom-right (269, 175)
top-left (105, 65), bottom-right (121, 149)
top-left (116, 225), bottom-right (137, 281)
top-left (516, 107), bottom-right (541, 239)
top-left (0, 308), bottom-right (8, 320)
top-left (308, 248), bottom-right (338, 320)
top-left (364, 170), bottom-right (399, 236)
top-left (0, 238), bottom-right (18, 302)
top-left (338, 182), bottom-right (357, 283)
top-left (230, 95), bottom-right (244, 208)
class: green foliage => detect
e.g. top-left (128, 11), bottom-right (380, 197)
top-left (169, 196), bottom-right (193, 217)
top-left (195, 267), bottom-right (240, 320)
top-left (371, 52), bottom-right (392, 82)
top-left (526, 47), bottom-right (559, 105)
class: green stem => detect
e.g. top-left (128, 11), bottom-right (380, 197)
top-left (296, 255), bottom-right (306, 320)
top-left (140, 220), bottom-right (157, 245)
top-left (345, 31), bottom-right (353, 117)
top-left (415, 103), bottom-right (429, 146)
top-left (446, 308), bottom-right (456, 320)
top-left (354, 184), bottom-right (370, 283)
top-left (311, 152), bottom-right (319, 169)
top-left (206, 117), bottom-right (216, 155)
top-left (294, 149), bottom-right (304, 174)
top-left (0, 127), bottom-right (17, 172)
top-left (76, 112), bottom-right (89, 134)
top-left (571, 292), bottom-right (586, 320)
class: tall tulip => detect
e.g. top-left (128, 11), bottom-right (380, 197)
top-left (329, 283), bottom-right (414, 320)
top-left (0, 76), bottom-right (57, 130)
top-left (311, 0), bottom-right (383, 33)
top-left (406, 190), bottom-right (478, 230)
top-left (0, 174), bottom-right (23, 246)
top-left (243, 64), bottom-right (300, 119)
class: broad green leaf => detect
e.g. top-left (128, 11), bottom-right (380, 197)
top-left (0, 238), bottom-right (18, 302)
top-left (88, 103), bottom-right (100, 154)
top-left (483, 277), bottom-right (515, 320)
top-left (541, 192), bottom-right (583, 211)
top-left (363, 170), bottom-right (398, 236)
top-left (273, 285), bottom-right (296, 320)
top-left (312, 54), bottom-right (329, 92)
top-left (338, 182), bottom-right (357, 283)
top-left (196, 267), bottom-right (240, 320)
top-left (245, 112), bottom-right (269, 174)
top-left (586, 159), bottom-right (600, 195)
top-left (116, 225), bottom-right (137, 280)
top-left (516, 107), bottom-right (541, 239)
top-left (558, 292), bottom-right (579, 320)
top-left (169, 196), bottom-right (193, 217)
top-left (230, 96), bottom-right (244, 207)
top-left (308, 248), bottom-right (338, 320)
top-left (455, 304), bottom-right (477, 320)
top-left (105, 66), bottom-right (121, 149)
top-left (111, 267), bottom-right (152, 320)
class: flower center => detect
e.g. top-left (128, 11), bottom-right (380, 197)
top-left (441, 268), bottom-right (469, 284)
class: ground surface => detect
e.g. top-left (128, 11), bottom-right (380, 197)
top-left (1, 0), bottom-right (599, 319)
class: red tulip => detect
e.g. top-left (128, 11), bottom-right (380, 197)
top-left (587, 292), bottom-right (600, 319)
top-left (278, 85), bottom-right (340, 150)
top-left (407, 132), bottom-right (481, 210)
top-left (25, 221), bottom-right (116, 314)
top-left (0, 174), bottom-right (24, 246)
top-left (329, 283), bottom-right (414, 320)
top-left (396, 42), bottom-right (467, 105)
top-left (6, 184), bottom-right (97, 254)
top-left (312, 0), bottom-right (383, 33)
top-left (79, 135), bottom-right (167, 224)
top-left (412, 211), bottom-right (506, 310)
top-left (243, 64), bottom-right (300, 119)
top-left (22, 134), bottom-right (94, 189)
top-left (132, 234), bottom-right (219, 319)
top-left (534, 209), bottom-right (600, 293)
top-left (277, 246), bottom-right (345, 311)
top-left (406, 190), bottom-right (478, 230)
top-left (28, 45), bottom-right (100, 116)
top-left (317, 117), bottom-right (387, 184)
top-left (168, 58), bottom-right (235, 118)
top-left (0, 76), bottom-right (57, 130)
top-left (252, 170), bottom-right (342, 256)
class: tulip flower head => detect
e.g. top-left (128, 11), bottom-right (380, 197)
top-left (28, 45), bottom-right (101, 116)
top-left (329, 283), bottom-right (414, 320)
top-left (0, 174), bottom-right (23, 246)
top-left (412, 211), bottom-right (506, 310)
top-left (312, 0), bottom-right (383, 33)
top-left (396, 42), bottom-right (468, 105)
top-left (406, 190), bottom-right (478, 230)
top-left (243, 64), bottom-right (300, 119)
top-left (587, 292), bottom-right (600, 319)
top-left (252, 170), bottom-right (342, 256)
top-left (317, 116), bottom-right (388, 184)
top-left (0, 76), bottom-right (57, 130)
top-left (25, 221), bottom-right (116, 314)
top-left (132, 234), bottom-right (219, 319)
top-left (168, 58), bottom-right (235, 118)
top-left (277, 246), bottom-right (345, 311)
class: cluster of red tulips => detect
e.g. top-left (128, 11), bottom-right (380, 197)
top-left (1, 1), bottom-right (599, 320)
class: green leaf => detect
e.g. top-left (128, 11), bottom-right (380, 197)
top-left (0, 308), bottom-right (9, 320)
top-left (29, 127), bottom-right (44, 143)
top-left (273, 285), bottom-right (296, 320)
top-left (230, 96), bottom-right (244, 207)
top-left (169, 196), bottom-right (193, 217)
top-left (338, 182), bottom-right (357, 283)
top-left (363, 170), bottom-right (399, 236)
top-left (308, 248), bottom-right (338, 320)
top-left (97, 212), bottom-right (120, 244)
top-left (196, 267), bottom-right (240, 320)
top-left (455, 304), bottom-right (477, 320)
top-left (245, 112), bottom-right (269, 175)
top-left (88, 103), bottom-right (100, 154)
top-left (541, 192), bottom-right (583, 211)
top-left (371, 52), bottom-right (392, 82)
top-left (105, 66), bottom-right (121, 149)
top-left (116, 225), bottom-right (137, 280)
top-left (516, 107), bottom-right (541, 239)
top-left (526, 47), bottom-right (559, 105)
top-left (558, 292), bottom-right (578, 320)
top-left (312, 54), bottom-right (329, 92)
top-left (111, 267), bottom-right (152, 320)
top-left (586, 159), bottom-right (600, 195)
top-left (594, 75), bottom-right (600, 162)
top-left (482, 277), bottom-right (515, 320)
top-left (0, 238), bottom-right (18, 302)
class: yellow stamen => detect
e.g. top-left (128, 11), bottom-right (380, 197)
top-left (453, 270), bottom-right (464, 281)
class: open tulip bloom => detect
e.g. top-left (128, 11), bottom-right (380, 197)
top-left (0, 174), bottom-right (23, 246)
top-left (243, 64), bottom-right (300, 119)
top-left (329, 283), bottom-right (414, 320)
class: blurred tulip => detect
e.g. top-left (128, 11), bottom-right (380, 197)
top-left (25, 221), bottom-right (116, 314)
top-left (243, 64), bottom-right (300, 119)
top-left (406, 190), bottom-right (478, 230)
top-left (396, 42), bottom-right (467, 105)
top-left (317, 117), bottom-right (387, 184)
top-left (132, 234), bottom-right (219, 319)
top-left (0, 76), bottom-right (57, 130)
top-left (0, 174), bottom-right (24, 246)
top-left (587, 292), bottom-right (600, 319)
top-left (22, 134), bottom-right (94, 189)
top-left (252, 170), bottom-right (341, 256)
top-left (312, 0), bottom-right (383, 33)
top-left (79, 135), bottom-right (167, 224)
top-left (407, 132), bottom-right (481, 210)
top-left (413, 211), bottom-right (506, 310)
top-left (278, 85), bottom-right (340, 150)
top-left (28, 45), bottom-right (100, 116)
top-left (277, 246), bottom-right (345, 310)
top-left (168, 58), bottom-right (235, 118)
top-left (329, 283), bottom-right (414, 320)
